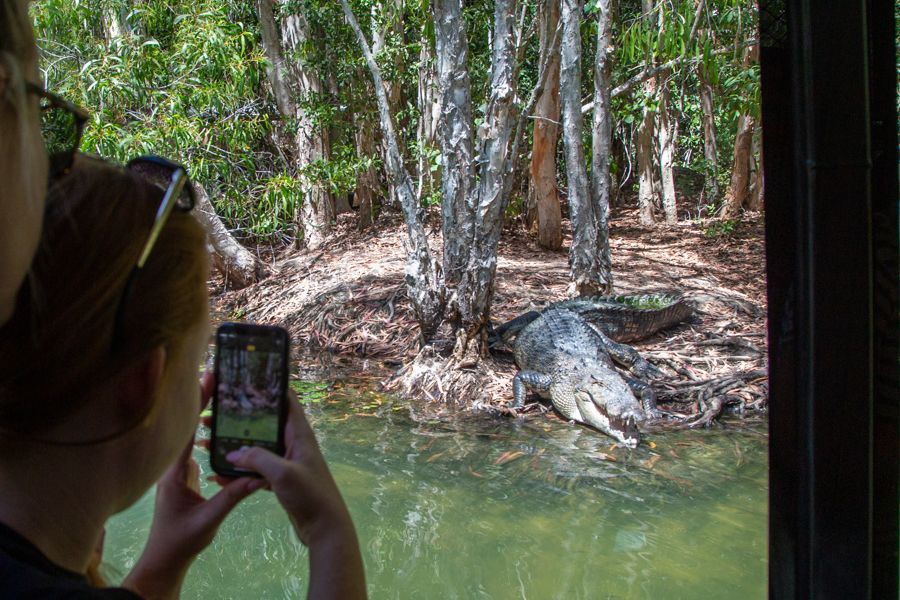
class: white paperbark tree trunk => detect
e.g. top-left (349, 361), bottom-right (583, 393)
top-left (257, 0), bottom-right (333, 249)
top-left (588, 0), bottom-right (615, 293)
top-left (432, 0), bottom-right (475, 290)
top-left (280, 11), bottom-right (333, 249)
top-left (658, 83), bottom-right (678, 222)
top-left (636, 89), bottom-right (657, 225)
top-left (194, 183), bottom-right (269, 289)
top-left (561, 0), bottom-right (612, 296)
top-left (416, 39), bottom-right (439, 199)
top-left (340, 0), bottom-right (444, 339)
top-left (453, 0), bottom-right (518, 357)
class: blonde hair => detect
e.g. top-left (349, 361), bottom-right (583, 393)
top-left (0, 158), bottom-right (209, 436)
top-left (0, 0), bottom-right (43, 212)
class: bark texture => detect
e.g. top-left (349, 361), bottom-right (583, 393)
top-left (636, 87), bottom-right (657, 225)
top-left (658, 83), bottom-right (678, 222)
top-left (353, 108), bottom-right (379, 229)
top-left (256, 0), bottom-right (295, 118)
top-left (372, 0), bottom-right (404, 208)
top-left (698, 63), bottom-right (719, 210)
top-left (561, 0), bottom-right (610, 296)
top-left (723, 114), bottom-right (755, 217)
top-left (416, 39), bottom-right (439, 199)
top-left (723, 46), bottom-right (759, 217)
top-left (281, 10), bottom-right (333, 249)
top-left (527, 0), bottom-right (562, 250)
top-left (258, 0), bottom-right (333, 249)
top-left (588, 0), bottom-right (615, 293)
top-left (432, 0), bottom-right (475, 289)
top-left (194, 182), bottom-right (269, 289)
top-left (454, 0), bottom-right (518, 353)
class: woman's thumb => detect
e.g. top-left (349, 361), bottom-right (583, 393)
top-left (226, 446), bottom-right (286, 483)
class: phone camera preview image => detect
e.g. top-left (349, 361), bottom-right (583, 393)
top-left (211, 325), bottom-right (288, 477)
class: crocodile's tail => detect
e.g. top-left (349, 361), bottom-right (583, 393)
top-left (553, 293), bottom-right (693, 343)
top-left (489, 310), bottom-right (541, 348)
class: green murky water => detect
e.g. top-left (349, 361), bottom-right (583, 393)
top-left (104, 386), bottom-right (768, 599)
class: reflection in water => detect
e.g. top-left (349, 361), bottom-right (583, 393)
top-left (104, 388), bottom-right (767, 599)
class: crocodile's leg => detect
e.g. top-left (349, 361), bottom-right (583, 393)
top-left (622, 376), bottom-right (663, 419)
top-left (603, 337), bottom-right (665, 380)
top-left (512, 370), bottom-right (553, 409)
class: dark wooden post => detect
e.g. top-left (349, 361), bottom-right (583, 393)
top-left (761, 0), bottom-right (898, 596)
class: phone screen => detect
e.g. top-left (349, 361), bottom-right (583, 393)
top-left (211, 323), bottom-right (288, 476)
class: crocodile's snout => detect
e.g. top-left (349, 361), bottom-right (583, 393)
top-left (574, 387), bottom-right (643, 448)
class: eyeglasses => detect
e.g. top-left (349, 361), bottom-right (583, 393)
top-left (111, 156), bottom-right (197, 352)
top-left (26, 82), bottom-right (89, 179)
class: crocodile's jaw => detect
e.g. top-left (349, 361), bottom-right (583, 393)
top-left (570, 387), bottom-right (642, 448)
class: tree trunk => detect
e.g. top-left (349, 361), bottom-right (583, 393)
top-left (723, 114), bottom-right (755, 217)
top-left (527, 0), bottom-right (562, 250)
top-left (588, 0), bottom-right (615, 293)
top-left (657, 82), bottom-right (678, 222)
top-left (723, 45), bottom-right (759, 218)
top-left (101, 4), bottom-right (128, 42)
top-left (698, 63), bottom-right (719, 210)
top-left (256, 0), bottom-right (296, 118)
top-left (636, 93), bottom-right (657, 225)
top-left (353, 101), bottom-right (379, 229)
top-left (748, 128), bottom-right (763, 210)
top-left (561, 0), bottom-right (609, 296)
top-left (372, 0), bottom-right (404, 208)
top-left (280, 11), bottom-right (333, 249)
top-left (416, 39), bottom-right (439, 200)
top-left (432, 0), bottom-right (476, 290)
top-left (453, 0), bottom-right (518, 358)
top-left (194, 183), bottom-right (269, 289)
top-left (340, 0), bottom-right (444, 339)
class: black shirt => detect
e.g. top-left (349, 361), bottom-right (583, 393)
top-left (0, 521), bottom-right (142, 599)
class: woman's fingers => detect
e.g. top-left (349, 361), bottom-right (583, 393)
top-left (226, 446), bottom-right (295, 486)
top-left (200, 477), bottom-right (265, 525)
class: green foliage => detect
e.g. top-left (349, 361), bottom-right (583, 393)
top-left (33, 0), bottom-right (286, 240)
top-left (304, 145), bottom-right (379, 197)
top-left (32, 0), bottom-right (761, 230)
top-left (705, 218), bottom-right (740, 238)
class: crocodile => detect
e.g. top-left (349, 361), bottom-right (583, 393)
top-left (511, 307), bottom-right (665, 448)
top-left (493, 293), bottom-right (692, 347)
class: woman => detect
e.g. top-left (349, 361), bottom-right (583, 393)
top-left (0, 157), bottom-right (366, 599)
top-left (0, 0), bottom-right (47, 325)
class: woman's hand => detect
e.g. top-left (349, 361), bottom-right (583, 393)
top-left (225, 393), bottom-right (367, 600)
top-left (123, 374), bottom-right (263, 600)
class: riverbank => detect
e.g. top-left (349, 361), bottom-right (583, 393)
top-left (210, 207), bottom-right (768, 419)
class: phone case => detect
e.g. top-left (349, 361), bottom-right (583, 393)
top-left (209, 322), bottom-right (289, 478)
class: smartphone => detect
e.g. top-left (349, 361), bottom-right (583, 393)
top-left (210, 322), bottom-right (289, 478)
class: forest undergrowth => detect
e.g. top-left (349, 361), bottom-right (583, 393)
top-left (211, 202), bottom-right (768, 430)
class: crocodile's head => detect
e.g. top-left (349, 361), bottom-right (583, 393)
top-left (572, 379), bottom-right (643, 448)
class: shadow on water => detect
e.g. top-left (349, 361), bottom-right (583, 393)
top-left (104, 380), bottom-right (768, 600)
